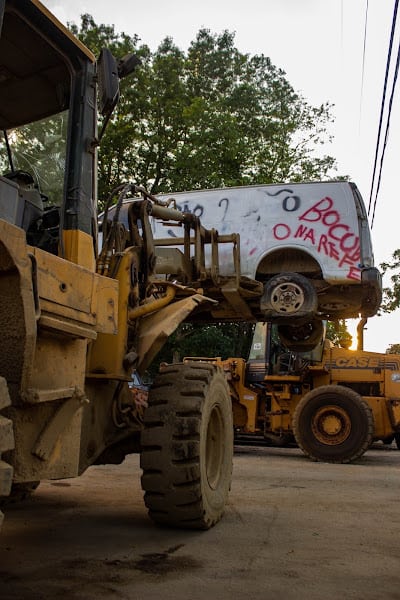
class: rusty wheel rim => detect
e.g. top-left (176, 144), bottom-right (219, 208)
top-left (311, 404), bottom-right (351, 445)
top-left (271, 282), bottom-right (305, 314)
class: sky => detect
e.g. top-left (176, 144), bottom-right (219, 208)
top-left (43, 0), bottom-right (400, 352)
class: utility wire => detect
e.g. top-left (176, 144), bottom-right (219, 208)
top-left (371, 38), bottom-right (400, 227)
top-left (368, 0), bottom-right (399, 219)
top-left (358, 0), bottom-right (369, 135)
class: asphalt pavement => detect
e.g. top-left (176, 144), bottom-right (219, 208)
top-left (0, 444), bottom-right (399, 600)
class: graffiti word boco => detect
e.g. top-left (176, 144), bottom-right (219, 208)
top-left (273, 196), bottom-right (361, 280)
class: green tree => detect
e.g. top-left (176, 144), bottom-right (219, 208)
top-left (69, 16), bottom-right (339, 364)
top-left (148, 322), bottom-right (255, 378)
top-left (69, 15), bottom-right (150, 200)
top-left (326, 320), bottom-right (352, 348)
top-left (69, 17), bottom-right (337, 204)
top-left (380, 249), bottom-right (400, 313)
top-left (386, 343), bottom-right (400, 354)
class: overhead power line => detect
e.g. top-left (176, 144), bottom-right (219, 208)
top-left (358, 0), bottom-right (369, 135)
top-left (370, 39), bottom-right (400, 228)
top-left (368, 0), bottom-right (399, 225)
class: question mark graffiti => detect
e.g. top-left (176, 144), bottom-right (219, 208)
top-left (218, 197), bottom-right (229, 220)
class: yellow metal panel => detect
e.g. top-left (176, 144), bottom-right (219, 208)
top-left (325, 347), bottom-right (385, 384)
top-left (30, 0), bottom-right (96, 63)
top-left (31, 246), bottom-right (118, 335)
top-left (384, 355), bottom-right (400, 407)
top-left (33, 247), bottom-right (93, 313)
top-left (136, 294), bottom-right (213, 374)
top-left (62, 230), bottom-right (96, 271)
top-left (29, 335), bottom-right (87, 397)
top-left (366, 397), bottom-right (395, 440)
top-left (12, 403), bottom-right (83, 481)
top-left (92, 275), bottom-right (119, 335)
top-left (87, 250), bottom-right (133, 378)
top-left (229, 359), bottom-right (259, 433)
top-left (38, 299), bottom-right (95, 326)
top-left (386, 399), bottom-right (400, 429)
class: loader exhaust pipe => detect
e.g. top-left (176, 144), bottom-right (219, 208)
top-left (357, 318), bottom-right (368, 351)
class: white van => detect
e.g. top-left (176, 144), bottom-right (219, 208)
top-left (107, 181), bottom-right (382, 350)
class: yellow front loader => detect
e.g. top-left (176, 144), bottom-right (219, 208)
top-left (0, 0), bottom-right (266, 531)
top-left (187, 322), bottom-right (400, 463)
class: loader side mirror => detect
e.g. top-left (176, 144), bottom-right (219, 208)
top-left (97, 48), bottom-right (120, 116)
top-left (118, 53), bottom-right (141, 79)
top-left (97, 49), bottom-right (141, 116)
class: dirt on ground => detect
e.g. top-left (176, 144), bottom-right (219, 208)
top-left (0, 444), bottom-right (399, 600)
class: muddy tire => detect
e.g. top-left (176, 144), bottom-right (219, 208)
top-left (0, 377), bottom-right (15, 531)
top-left (277, 319), bottom-right (324, 352)
top-left (293, 385), bottom-right (374, 463)
top-left (140, 362), bottom-right (233, 529)
top-left (394, 433), bottom-right (400, 450)
top-left (261, 272), bottom-right (318, 323)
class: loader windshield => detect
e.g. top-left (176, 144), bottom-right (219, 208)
top-left (0, 111), bottom-right (69, 206)
top-left (1, 0), bottom-right (98, 244)
top-left (0, 2), bottom-right (74, 207)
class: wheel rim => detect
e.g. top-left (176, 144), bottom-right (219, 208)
top-left (311, 404), bottom-right (352, 445)
top-left (271, 282), bottom-right (305, 314)
top-left (206, 405), bottom-right (224, 489)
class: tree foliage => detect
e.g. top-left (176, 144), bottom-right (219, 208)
top-left (146, 322), bottom-right (255, 378)
top-left (386, 343), bottom-right (400, 354)
top-left (380, 249), bottom-right (400, 313)
top-left (326, 320), bottom-right (352, 348)
top-left (69, 16), bottom-right (339, 364)
top-left (69, 16), bottom-right (337, 204)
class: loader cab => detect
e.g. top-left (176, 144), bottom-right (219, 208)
top-left (0, 1), bottom-right (98, 265)
top-left (0, 0), bottom-right (135, 269)
top-left (246, 321), bottom-right (326, 384)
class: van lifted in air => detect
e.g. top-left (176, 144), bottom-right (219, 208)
top-left (112, 182), bottom-right (382, 351)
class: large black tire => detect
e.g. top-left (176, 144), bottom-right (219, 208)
top-left (394, 433), bottom-right (400, 450)
top-left (292, 385), bottom-right (374, 463)
top-left (140, 362), bottom-right (233, 529)
top-left (0, 377), bottom-right (15, 531)
top-left (261, 272), bottom-right (318, 323)
top-left (277, 319), bottom-right (324, 352)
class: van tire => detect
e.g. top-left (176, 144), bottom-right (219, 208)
top-left (261, 273), bottom-right (317, 323)
top-left (140, 362), bottom-right (233, 529)
top-left (278, 319), bottom-right (324, 352)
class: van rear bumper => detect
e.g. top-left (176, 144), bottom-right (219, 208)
top-left (361, 267), bottom-right (382, 317)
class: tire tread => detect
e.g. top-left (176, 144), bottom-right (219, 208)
top-left (140, 362), bottom-right (232, 529)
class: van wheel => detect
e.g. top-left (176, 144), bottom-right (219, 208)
top-left (261, 273), bottom-right (318, 322)
top-left (293, 385), bottom-right (374, 463)
top-left (0, 378), bottom-right (15, 532)
top-left (140, 362), bottom-right (233, 529)
top-left (278, 319), bottom-right (324, 352)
